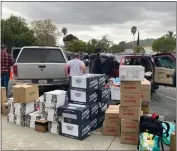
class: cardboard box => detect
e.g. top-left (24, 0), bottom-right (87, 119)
top-left (48, 121), bottom-right (60, 134)
top-left (103, 122), bottom-right (121, 136)
top-left (119, 65), bottom-right (145, 81)
top-left (59, 120), bottom-right (91, 140)
top-left (141, 79), bottom-right (151, 91)
top-left (142, 90), bottom-right (151, 102)
top-left (120, 81), bottom-right (141, 94)
top-left (105, 109), bottom-right (121, 125)
top-left (121, 132), bottom-right (139, 145)
top-left (58, 103), bottom-right (90, 124)
top-left (69, 89), bottom-right (97, 105)
top-left (13, 84), bottom-right (39, 103)
top-left (111, 86), bottom-right (120, 101)
top-left (44, 107), bottom-right (58, 122)
top-left (26, 111), bottom-right (43, 128)
top-left (90, 117), bottom-right (98, 131)
top-left (14, 101), bottom-right (35, 116)
top-left (7, 112), bottom-right (15, 123)
top-left (90, 103), bottom-right (98, 120)
top-left (44, 90), bottom-right (67, 109)
top-left (120, 93), bottom-right (142, 107)
top-left (98, 102), bottom-right (108, 114)
top-left (70, 74), bottom-right (99, 91)
top-left (119, 106), bottom-right (141, 120)
top-left (108, 105), bottom-right (120, 110)
top-left (35, 120), bottom-right (48, 133)
top-left (121, 119), bottom-right (139, 133)
top-left (170, 132), bottom-right (176, 151)
top-left (97, 88), bottom-right (110, 103)
top-left (1, 102), bottom-right (8, 115)
top-left (1, 87), bottom-right (7, 105)
top-left (141, 105), bottom-right (150, 114)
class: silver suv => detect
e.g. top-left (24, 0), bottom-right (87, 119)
top-left (12, 46), bottom-right (69, 86)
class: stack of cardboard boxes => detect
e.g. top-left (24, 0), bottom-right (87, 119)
top-left (141, 79), bottom-right (151, 114)
top-left (119, 65), bottom-right (145, 145)
top-left (7, 84), bottom-right (40, 126)
top-left (43, 90), bottom-right (67, 134)
top-left (103, 105), bottom-right (121, 136)
top-left (58, 74), bottom-right (109, 140)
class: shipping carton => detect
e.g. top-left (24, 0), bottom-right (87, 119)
top-left (98, 102), bottom-right (108, 114)
top-left (35, 120), bottom-right (48, 133)
top-left (103, 122), bottom-right (121, 136)
top-left (120, 81), bottom-right (141, 94)
top-left (105, 109), bottom-right (121, 125)
top-left (111, 86), bottom-right (120, 100)
top-left (1, 87), bottom-right (7, 104)
top-left (121, 119), bottom-right (139, 133)
top-left (119, 65), bottom-right (145, 81)
top-left (141, 105), bottom-right (150, 114)
top-left (170, 132), bottom-right (176, 151)
top-left (1, 102), bottom-right (8, 115)
top-left (90, 103), bottom-right (98, 120)
top-left (121, 132), bottom-right (139, 145)
top-left (108, 105), bottom-right (120, 110)
top-left (97, 88), bottom-right (110, 103)
top-left (141, 79), bottom-right (151, 91)
top-left (44, 107), bottom-right (58, 122)
top-left (48, 121), bottom-right (60, 134)
top-left (119, 106), bottom-right (141, 120)
top-left (120, 93), bottom-right (142, 107)
top-left (58, 103), bottom-right (90, 124)
top-left (13, 84), bottom-right (39, 103)
top-left (44, 90), bottom-right (67, 109)
top-left (69, 89), bottom-right (97, 105)
top-left (90, 117), bottom-right (98, 131)
top-left (142, 91), bottom-right (151, 102)
top-left (59, 120), bottom-right (91, 140)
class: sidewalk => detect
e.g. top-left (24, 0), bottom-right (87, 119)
top-left (2, 116), bottom-right (170, 150)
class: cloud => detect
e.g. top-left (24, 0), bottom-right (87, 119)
top-left (2, 1), bottom-right (176, 44)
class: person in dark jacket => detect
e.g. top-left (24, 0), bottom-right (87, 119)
top-left (89, 48), bottom-right (102, 74)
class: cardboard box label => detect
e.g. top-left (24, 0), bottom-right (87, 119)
top-left (121, 132), bottom-right (139, 145)
top-left (120, 81), bottom-right (141, 94)
top-left (121, 119), bottom-right (139, 132)
top-left (120, 93), bottom-right (142, 107)
top-left (119, 106), bottom-right (141, 120)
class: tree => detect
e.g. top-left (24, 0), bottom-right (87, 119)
top-left (134, 46), bottom-right (145, 53)
top-left (63, 34), bottom-right (79, 44)
top-left (109, 44), bottom-right (122, 53)
top-left (1, 15), bottom-right (37, 49)
top-left (137, 31), bottom-right (140, 46)
top-left (152, 36), bottom-right (176, 53)
top-left (97, 35), bottom-right (111, 52)
top-left (119, 41), bottom-right (126, 51)
top-left (31, 19), bottom-right (60, 46)
top-left (165, 31), bottom-right (176, 38)
top-left (131, 26), bottom-right (137, 48)
top-left (62, 27), bottom-right (68, 36)
top-left (65, 40), bottom-right (87, 52)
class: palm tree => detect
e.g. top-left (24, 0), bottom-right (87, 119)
top-left (62, 27), bottom-right (68, 36)
top-left (166, 31), bottom-right (176, 38)
top-left (131, 26), bottom-right (137, 48)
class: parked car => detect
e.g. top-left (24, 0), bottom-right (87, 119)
top-left (115, 53), bottom-right (176, 87)
top-left (12, 46), bottom-right (69, 88)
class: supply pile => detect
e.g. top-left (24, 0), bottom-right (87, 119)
top-left (119, 65), bottom-right (144, 145)
top-left (58, 74), bottom-right (110, 140)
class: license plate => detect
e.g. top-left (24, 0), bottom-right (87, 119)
top-left (38, 80), bottom-right (47, 84)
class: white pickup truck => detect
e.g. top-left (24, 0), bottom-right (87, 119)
top-left (12, 46), bottom-right (69, 88)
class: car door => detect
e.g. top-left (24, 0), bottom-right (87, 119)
top-left (152, 53), bottom-right (176, 87)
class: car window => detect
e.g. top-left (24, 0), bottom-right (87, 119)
top-left (12, 48), bottom-right (21, 60)
top-left (17, 48), bottom-right (66, 63)
top-left (155, 56), bottom-right (176, 69)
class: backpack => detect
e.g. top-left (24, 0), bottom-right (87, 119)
top-left (138, 113), bottom-right (170, 151)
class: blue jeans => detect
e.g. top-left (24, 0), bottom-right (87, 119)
top-left (1, 72), bottom-right (10, 94)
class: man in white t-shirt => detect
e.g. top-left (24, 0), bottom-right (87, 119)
top-left (65, 53), bottom-right (86, 77)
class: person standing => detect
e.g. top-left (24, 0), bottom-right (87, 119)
top-left (1, 45), bottom-right (13, 93)
top-left (89, 48), bottom-right (102, 74)
top-left (65, 53), bottom-right (86, 77)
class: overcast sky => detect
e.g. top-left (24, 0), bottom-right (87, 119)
top-left (1, 1), bottom-right (176, 44)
